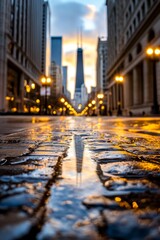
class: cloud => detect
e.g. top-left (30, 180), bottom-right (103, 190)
top-left (50, 1), bottom-right (90, 36)
top-left (94, 5), bottom-right (107, 37)
top-left (49, 0), bottom-right (107, 97)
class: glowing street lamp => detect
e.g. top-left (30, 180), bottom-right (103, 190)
top-left (97, 93), bottom-right (104, 116)
top-left (60, 98), bottom-right (65, 103)
top-left (146, 46), bottom-right (160, 114)
top-left (31, 83), bottom-right (35, 89)
top-left (36, 99), bottom-right (40, 104)
top-left (115, 76), bottom-right (124, 82)
top-left (41, 76), bottom-right (51, 115)
top-left (97, 93), bottom-right (104, 99)
top-left (26, 84), bottom-right (31, 93)
top-left (115, 75), bottom-right (124, 116)
top-left (146, 47), bottom-right (160, 58)
top-left (88, 103), bottom-right (92, 108)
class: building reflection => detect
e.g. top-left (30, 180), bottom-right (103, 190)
top-left (74, 135), bottom-right (84, 187)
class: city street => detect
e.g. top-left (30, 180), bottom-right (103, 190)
top-left (0, 116), bottom-right (160, 240)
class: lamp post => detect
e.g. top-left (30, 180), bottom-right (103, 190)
top-left (115, 75), bottom-right (124, 116)
top-left (97, 93), bottom-right (104, 116)
top-left (146, 47), bottom-right (160, 114)
top-left (41, 77), bottom-right (51, 115)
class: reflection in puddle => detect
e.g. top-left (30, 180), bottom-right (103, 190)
top-left (75, 135), bottom-right (84, 187)
top-left (38, 134), bottom-right (105, 239)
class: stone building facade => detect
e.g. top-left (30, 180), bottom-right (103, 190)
top-left (106, 0), bottom-right (160, 115)
top-left (0, 0), bottom-right (49, 113)
top-left (96, 37), bottom-right (108, 94)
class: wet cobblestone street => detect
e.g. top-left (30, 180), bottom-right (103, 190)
top-left (0, 116), bottom-right (159, 240)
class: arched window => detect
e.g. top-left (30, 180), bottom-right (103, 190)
top-left (136, 43), bottom-right (142, 54)
top-left (148, 29), bottom-right (155, 42)
top-left (128, 53), bottom-right (133, 62)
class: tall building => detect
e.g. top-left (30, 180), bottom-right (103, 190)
top-left (62, 66), bottom-right (71, 100)
top-left (96, 37), bottom-right (108, 94)
top-left (74, 46), bottom-right (87, 110)
top-left (51, 37), bottom-right (62, 67)
top-left (75, 48), bottom-right (85, 92)
top-left (106, 0), bottom-right (160, 115)
top-left (62, 66), bottom-right (68, 95)
top-left (50, 61), bottom-right (63, 96)
top-left (81, 84), bottom-right (88, 106)
top-left (0, 0), bottom-right (47, 113)
top-left (42, 1), bottom-right (51, 77)
top-left (51, 36), bottom-right (63, 97)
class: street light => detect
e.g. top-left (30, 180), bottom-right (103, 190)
top-left (146, 46), bottom-right (160, 114)
top-left (97, 93), bottom-right (104, 99)
top-left (41, 76), bottom-right (51, 115)
top-left (60, 98), bottom-right (65, 103)
top-left (115, 75), bottom-right (124, 116)
top-left (97, 93), bottom-right (104, 116)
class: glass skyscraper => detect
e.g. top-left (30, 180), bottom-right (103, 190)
top-left (51, 36), bottom-right (62, 67)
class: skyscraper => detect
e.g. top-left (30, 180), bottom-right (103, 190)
top-left (50, 61), bottom-right (63, 96)
top-left (42, 1), bottom-right (51, 77)
top-left (62, 66), bottom-right (68, 95)
top-left (96, 37), bottom-right (108, 93)
top-left (75, 48), bottom-right (85, 92)
top-left (51, 37), bottom-right (62, 67)
top-left (50, 36), bottom-right (63, 97)
top-left (74, 38), bottom-right (88, 110)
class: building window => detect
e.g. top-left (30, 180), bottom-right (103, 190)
top-left (125, 12), bottom-right (128, 21)
top-left (147, 0), bottom-right (151, 9)
top-left (133, 19), bottom-right (136, 30)
top-left (129, 25), bottom-right (132, 35)
top-left (148, 29), bottom-right (155, 42)
top-left (136, 43), bottom-right (142, 54)
top-left (141, 3), bottom-right (145, 18)
top-left (128, 53), bottom-right (133, 62)
top-left (137, 11), bottom-right (141, 24)
top-left (126, 31), bottom-right (129, 40)
top-left (16, 50), bottom-right (19, 60)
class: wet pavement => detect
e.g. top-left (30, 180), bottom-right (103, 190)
top-left (0, 116), bottom-right (159, 240)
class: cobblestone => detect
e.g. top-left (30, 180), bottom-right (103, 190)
top-left (0, 116), bottom-right (159, 239)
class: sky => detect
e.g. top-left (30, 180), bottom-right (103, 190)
top-left (49, 0), bottom-right (107, 98)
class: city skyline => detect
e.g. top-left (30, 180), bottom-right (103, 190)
top-left (49, 0), bottom-right (107, 97)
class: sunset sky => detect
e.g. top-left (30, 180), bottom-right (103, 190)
top-left (49, 0), bottom-right (107, 98)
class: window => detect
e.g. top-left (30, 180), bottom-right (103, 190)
top-left (126, 31), bottom-right (129, 40)
top-left (147, 0), bottom-right (151, 9)
top-left (128, 53), bottom-right (133, 62)
top-left (133, 19), bottom-right (136, 30)
top-left (137, 11), bottom-right (141, 24)
top-left (148, 29), bottom-right (155, 42)
top-left (126, 12), bottom-right (128, 21)
top-left (129, 25), bottom-right (132, 35)
top-left (136, 43), bottom-right (142, 54)
top-left (141, 3), bottom-right (145, 18)
top-left (132, 0), bottom-right (136, 7)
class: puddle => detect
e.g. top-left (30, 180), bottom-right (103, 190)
top-left (38, 134), bottom-right (106, 239)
